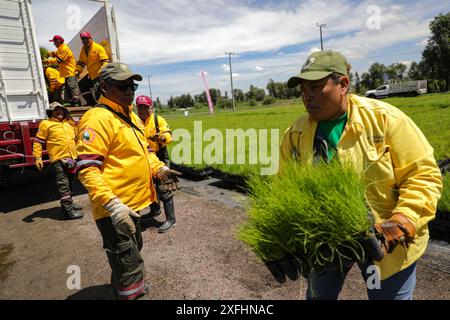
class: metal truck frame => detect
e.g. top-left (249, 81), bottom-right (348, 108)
top-left (0, 0), bottom-right (119, 184)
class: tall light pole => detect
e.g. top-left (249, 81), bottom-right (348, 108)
top-left (225, 51), bottom-right (236, 112)
top-left (316, 23), bottom-right (326, 51)
top-left (146, 75), bottom-right (153, 100)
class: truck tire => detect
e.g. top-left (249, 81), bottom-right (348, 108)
top-left (368, 94), bottom-right (376, 99)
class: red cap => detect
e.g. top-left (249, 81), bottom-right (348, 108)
top-left (49, 35), bottom-right (64, 42)
top-left (79, 31), bottom-right (92, 39)
top-left (136, 95), bottom-right (153, 107)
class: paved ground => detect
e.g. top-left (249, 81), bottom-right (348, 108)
top-left (0, 168), bottom-right (449, 300)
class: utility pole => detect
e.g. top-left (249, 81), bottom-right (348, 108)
top-left (225, 51), bottom-right (236, 112)
top-left (316, 23), bottom-right (326, 51)
top-left (146, 75), bottom-right (153, 100)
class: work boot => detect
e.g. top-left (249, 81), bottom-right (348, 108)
top-left (158, 198), bottom-right (176, 233)
top-left (64, 208), bottom-right (83, 220)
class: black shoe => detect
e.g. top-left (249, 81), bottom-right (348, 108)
top-left (65, 210), bottom-right (83, 220)
top-left (158, 220), bottom-right (176, 233)
top-left (73, 203), bottom-right (83, 211)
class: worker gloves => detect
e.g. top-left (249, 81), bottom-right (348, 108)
top-left (265, 254), bottom-right (308, 283)
top-left (34, 157), bottom-right (44, 171)
top-left (157, 166), bottom-right (182, 192)
top-left (104, 198), bottom-right (140, 235)
top-left (374, 213), bottom-right (416, 254)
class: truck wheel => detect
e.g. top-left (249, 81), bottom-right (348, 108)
top-left (368, 94), bottom-right (376, 99)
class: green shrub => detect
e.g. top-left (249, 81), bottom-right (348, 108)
top-left (438, 173), bottom-right (450, 212)
top-left (217, 98), bottom-right (233, 109)
top-left (238, 159), bottom-right (371, 272)
top-left (262, 96), bottom-right (275, 105)
top-left (248, 99), bottom-right (256, 106)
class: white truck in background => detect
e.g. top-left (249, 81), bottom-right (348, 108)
top-left (0, 0), bottom-right (119, 184)
top-left (365, 79), bottom-right (428, 99)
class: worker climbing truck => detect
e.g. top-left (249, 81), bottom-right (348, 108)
top-left (0, 0), bottom-right (119, 185)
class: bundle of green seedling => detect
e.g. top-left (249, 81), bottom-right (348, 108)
top-left (238, 158), bottom-right (373, 276)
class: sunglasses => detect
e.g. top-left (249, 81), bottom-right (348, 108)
top-left (107, 79), bottom-right (139, 92)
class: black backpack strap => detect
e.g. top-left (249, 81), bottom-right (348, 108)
top-left (96, 103), bottom-right (144, 137)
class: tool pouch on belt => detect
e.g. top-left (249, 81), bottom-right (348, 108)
top-left (61, 158), bottom-right (77, 174)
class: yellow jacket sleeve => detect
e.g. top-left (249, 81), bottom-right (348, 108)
top-left (98, 45), bottom-right (110, 67)
top-left (147, 151), bottom-right (165, 179)
top-left (387, 113), bottom-right (443, 229)
top-left (78, 166), bottom-right (116, 207)
top-left (76, 48), bottom-right (87, 74)
top-left (33, 142), bottom-right (43, 159)
top-left (157, 116), bottom-right (173, 146)
top-left (33, 122), bottom-right (48, 158)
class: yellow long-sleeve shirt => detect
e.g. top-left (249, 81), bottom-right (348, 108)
top-left (33, 118), bottom-right (77, 162)
top-left (76, 96), bottom-right (165, 220)
top-left (280, 94), bottom-right (443, 280)
top-left (142, 113), bottom-right (173, 153)
top-left (47, 43), bottom-right (76, 78)
top-left (75, 41), bottom-right (110, 80)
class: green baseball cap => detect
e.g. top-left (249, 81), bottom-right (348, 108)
top-left (100, 62), bottom-right (143, 82)
top-left (287, 50), bottom-right (349, 88)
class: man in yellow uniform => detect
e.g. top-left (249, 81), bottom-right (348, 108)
top-left (46, 35), bottom-right (80, 107)
top-left (44, 65), bottom-right (65, 103)
top-left (136, 95), bottom-right (177, 233)
top-left (75, 31), bottom-right (110, 106)
top-left (272, 50), bottom-right (442, 300)
top-left (33, 102), bottom-right (83, 220)
top-left (76, 63), bottom-right (181, 300)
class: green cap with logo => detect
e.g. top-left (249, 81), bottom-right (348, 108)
top-left (100, 62), bottom-right (143, 82)
top-left (287, 50), bottom-right (349, 88)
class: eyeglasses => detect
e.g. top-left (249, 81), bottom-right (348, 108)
top-left (107, 79), bottom-right (139, 92)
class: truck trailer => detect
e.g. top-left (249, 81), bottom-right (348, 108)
top-left (0, 0), bottom-right (119, 185)
top-left (365, 79), bottom-right (428, 99)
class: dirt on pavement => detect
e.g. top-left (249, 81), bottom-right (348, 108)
top-left (0, 168), bottom-right (449, 300)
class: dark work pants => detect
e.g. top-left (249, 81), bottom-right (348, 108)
top-left (54, 161), bottom-right (75, 214)
top-left (63, 76), bottom-right (80, 106)
top-left (48, 86), bottom-right (63, 104)
top-left (96, 216), bottom-right (145, 300)
top-left (78, 76), bottom-right (101, 106)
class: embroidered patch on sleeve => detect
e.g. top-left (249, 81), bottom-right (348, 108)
top-left (82, 127), bottom-right (96, 144)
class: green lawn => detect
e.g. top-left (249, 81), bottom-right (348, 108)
top-left (166, 93), bottom-right (450, 176)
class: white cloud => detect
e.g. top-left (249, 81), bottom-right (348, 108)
top-left (31, 0), bottom-right (446, 103)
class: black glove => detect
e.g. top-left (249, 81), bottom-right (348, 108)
top-left (265, 254), bottom-right (307, 283)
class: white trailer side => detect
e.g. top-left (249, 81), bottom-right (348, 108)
top-left (0, 0), bottom-right (48, 123)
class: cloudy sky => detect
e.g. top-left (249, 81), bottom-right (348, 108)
top-left (32, 0), bottom-right (449, 103)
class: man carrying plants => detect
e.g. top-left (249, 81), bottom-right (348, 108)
top-left (244, 51), bottom-right (442, 300)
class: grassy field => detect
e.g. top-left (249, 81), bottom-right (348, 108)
top-left (165, 93), bottom-right (450, 176)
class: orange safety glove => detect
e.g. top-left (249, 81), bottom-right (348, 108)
top-left (374, 213), bottom-right (416, 254)
top-left (34, 157), bottom-right (44, 171)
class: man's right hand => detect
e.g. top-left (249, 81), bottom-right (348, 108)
top-left (34, 157), bottom-right (44, 171)
top-left (104, 198), bottom-right (140, 235)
